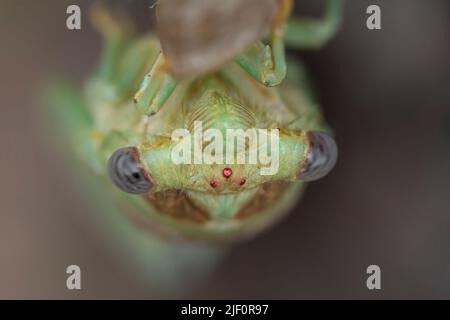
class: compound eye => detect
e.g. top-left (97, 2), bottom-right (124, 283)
top-left (108, 147), bottom-right (153, 194)
top-left (298, 132), bottom-right (338, 182)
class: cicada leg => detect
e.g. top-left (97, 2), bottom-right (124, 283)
top-left (113, 36), bottom-right (161, 101)
top-left (133, 52), bottom-right (178, 116)
top-left (235, 0), bottom-right (343, 87)
top-left (285, 0), bottom-right (344, 49)
top-left (234, 25), bottom-right (288, 87)
top-left (234, 35), bottom-right (286, 87)
top-left (87, 4), bottom-right (161, 105)
top-left (87, 4), bottom-right (132, 100)
top-left (233, 0), bottom-right (292, 87)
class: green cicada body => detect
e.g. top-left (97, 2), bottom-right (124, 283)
top-left (47, 0), bottom-right (342, 288)
top-left (86, 35), bottom-right (336, 242)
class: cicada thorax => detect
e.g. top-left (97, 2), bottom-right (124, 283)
top-left (186, 91), bottom-right (256, 131)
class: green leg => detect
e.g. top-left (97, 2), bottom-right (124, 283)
top-left (235, 26), bottom-right (287, 87)
top-left (134, 53), bottom-right (178, 116)
top-left (234, 0), bottom-right (293, 87)
top-left (91, 34), bottom-right (161, 106)
top-left (114, 36), bottom-right (161, 101)
top-left (91, 6), bottom-right (178, 117)
top-left (90, 4), bottom-right (133, 82)
top-left (96, 31), bottom-right (126, 83)
top-left (285, 0), bottom-right (344, 49)
top-left (86, 4), bottom-right (134, 104)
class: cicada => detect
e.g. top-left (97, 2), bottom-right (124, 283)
top-left (47, 0), bottom-right (342, 288)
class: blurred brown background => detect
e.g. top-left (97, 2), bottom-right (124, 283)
top-left (0, 0), bottom-right (450, 299)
